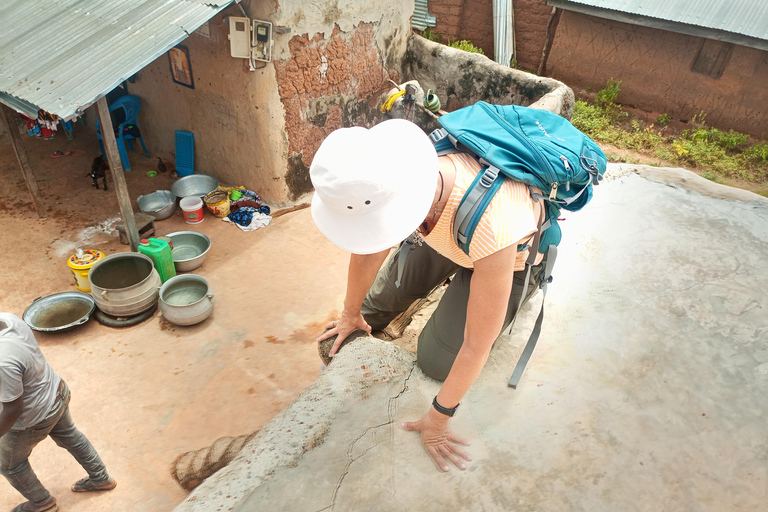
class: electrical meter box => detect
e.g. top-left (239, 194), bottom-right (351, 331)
top-left (255, 24), bottom-right (269, 42)
top-left (251, 20), bottom-right (273, 62)
top-left (228, 16), bottom-right (251, 58)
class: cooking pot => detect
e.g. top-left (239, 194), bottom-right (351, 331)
top-left (159, 274), bottom-right (214, 326)
top-left (89, 252), bottom-right (160, 316)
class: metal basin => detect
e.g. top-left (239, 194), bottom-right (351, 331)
top-left (89, 252), bottom-right (160, 316)
top-left (166, 231), bottom-right (211, 272)
top-left (23, 291), bottom-right (95, 332)
top-left (159, 274), bottom-right (214, 326)
top-left (171, 174), bottom-right (219, 199)
top-left (137, 190), bottom-right (177, 220)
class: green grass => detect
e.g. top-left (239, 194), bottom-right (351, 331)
top-left (572, 80), bottom-right (768, 186)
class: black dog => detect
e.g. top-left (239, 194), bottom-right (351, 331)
top-left (88, 156), bottom-right (109, 191)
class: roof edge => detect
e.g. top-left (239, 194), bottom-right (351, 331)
top-left (547, 0), bottom-right (768, 52)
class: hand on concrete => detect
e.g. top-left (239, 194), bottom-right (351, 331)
top-left (400, 407), bottom-right (472, 472)
top-left (316, 310), bottom-right (371, 358)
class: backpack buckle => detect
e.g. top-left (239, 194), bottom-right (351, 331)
top-left (540, 275), bottom-right (553, 289)
top-left (480, 165), bottom-right (499, 188)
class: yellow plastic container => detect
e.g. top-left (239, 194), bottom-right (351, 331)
top-left (67, 250), bottom-right (105, 292)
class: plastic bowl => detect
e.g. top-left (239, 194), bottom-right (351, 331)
top-left (166, 231), bottom-right (212, 272)
top-left (137, 190), bottom-right (177, 220)
top-left (171, 174), bottom-right (219, 199)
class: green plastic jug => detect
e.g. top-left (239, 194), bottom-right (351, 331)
top-left (138, 238), bottom-right (176, 283)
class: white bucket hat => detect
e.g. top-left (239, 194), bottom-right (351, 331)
top-left (310, 119), bottom-right (439, 254)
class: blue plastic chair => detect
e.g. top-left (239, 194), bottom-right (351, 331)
top-left (175, 130), bottom-right (195, 177)
top-left (96, 95), bottom-right (149, 172)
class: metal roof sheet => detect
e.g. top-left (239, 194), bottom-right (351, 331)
top-left (412, 0), bottom-right (436, 31)
top-left (548, 0), bottom-right (768, 50)
top-left (0, 0), bottom-right (233, 120)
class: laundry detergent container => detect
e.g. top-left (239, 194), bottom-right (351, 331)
top-left (88, 252), bottom-right (161, 316)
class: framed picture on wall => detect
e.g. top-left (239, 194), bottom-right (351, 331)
top-left (168, 45), bottom-right (194, 89)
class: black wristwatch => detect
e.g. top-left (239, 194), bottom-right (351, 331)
top-left (432, 396), bottom-right (460, 417)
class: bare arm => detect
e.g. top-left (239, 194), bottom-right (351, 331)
top-left (316, 250), bottom-right (390, 356)
top-left (402, 244), bottom-right (518, 471)
top-left (437, 244), bottom-right (517, 408)
top-left (0, 396), bottom-right (24, 438)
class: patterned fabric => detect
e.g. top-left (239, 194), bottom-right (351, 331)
top-left (424, 152), bottom-right (544, 271)
top-left (227, 205), bottom-right (271, 226)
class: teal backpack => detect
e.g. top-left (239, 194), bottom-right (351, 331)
top-left (397, 102), bottom-right (607, 388)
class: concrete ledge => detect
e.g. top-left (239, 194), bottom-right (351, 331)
top-left (403, 35), bottom-right (574, 118)
top-left (174, 340), bottom-right (418, 512)
top-left (608, 163), bottom-right (768, 204)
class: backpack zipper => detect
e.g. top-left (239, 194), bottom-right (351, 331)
top-left (478, 103), bottom-right (558, 194)
top-left (560, 155), bottom-right (571, 191)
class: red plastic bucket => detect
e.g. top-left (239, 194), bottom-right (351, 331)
top-left (180, 196), bottom-right (204, 224)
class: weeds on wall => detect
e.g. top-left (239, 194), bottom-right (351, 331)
top-left (449, 40), bottom-right (484, 55)
top-left (419, 28), bottom-right (484, 55)
top-left (421, 27), bottom-right (443, 44)
top-left (572, 80), bottom-right (768, 194)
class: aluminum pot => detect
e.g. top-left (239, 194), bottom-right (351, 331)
top-left (159, 274), bottom-right (214, 326)
top-left (166, 231), bottom-right (211, 272)
top-left (137, 190), bottom-right (177, 220)
top-left (23, 291), bottom-right (95, 332)
top-left (171, 174), bottom-right (219, 199)
top-left (88, 252), bottom-right (161, 316)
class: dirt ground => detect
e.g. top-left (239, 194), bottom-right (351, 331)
top-left (0, 127), bottom-right (352, 511)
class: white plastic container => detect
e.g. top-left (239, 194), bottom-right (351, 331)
top-left (180, 196), bottom-right (204, 224)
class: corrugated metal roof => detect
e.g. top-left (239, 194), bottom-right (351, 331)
top-left (0, 0), bottom-right (233, 120)
top-left (412, 0), bottom-right (436, 31)
top-left (548, 0), bottom-right (768, 51)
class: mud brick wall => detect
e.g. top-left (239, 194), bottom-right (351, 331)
top-left (512, 0), bottom-right (553, 70)
top-left (459, 0), bottom-right (494, 57)
top-left (547, 11), bottom-right (768, 138)
top-left (274, 23), bottom-right (395, 200)
top-left (431, 0), bottom-right (464, 42)
top-left (430, 0), bottom-right (494, 57)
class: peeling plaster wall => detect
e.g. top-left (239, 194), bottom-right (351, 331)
top-left (127, 10), bottom-right (290, 202)
top-left (546, 12), bottom-right (768, 137)
top-left (267, 0), bottom-right (413, 200)
top-left (120, 0), bottom-right (413, 203)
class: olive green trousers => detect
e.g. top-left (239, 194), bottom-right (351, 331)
top-left (361, 239), bottom-right (544, 381)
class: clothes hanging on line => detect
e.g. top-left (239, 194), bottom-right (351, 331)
top-left (18, 110), bottom-right (59, 140)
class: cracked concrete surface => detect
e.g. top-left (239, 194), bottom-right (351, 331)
top-left (175, 165), bottom-right (768, 512)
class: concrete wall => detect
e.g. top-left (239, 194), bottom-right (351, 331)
top-left (541, 11), bottom-right (768, 137)
top-left (403, 35), bottom-right (574, 118)
top-left (123, 0), bottom-right (413, 203)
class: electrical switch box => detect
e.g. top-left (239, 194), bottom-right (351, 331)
top-left (228, 16), bottom-right (251, 58)
top-left (251, 20), bottom-right (273, 63)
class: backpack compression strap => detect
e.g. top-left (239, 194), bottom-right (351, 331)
top-left (508, 244), bottom-right (556, 388)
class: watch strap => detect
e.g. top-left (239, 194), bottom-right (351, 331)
top-left (432, 396), bottom-right (459, 417)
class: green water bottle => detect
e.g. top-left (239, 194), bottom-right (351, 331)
top-left (138, 238), bottom-right (176, 283)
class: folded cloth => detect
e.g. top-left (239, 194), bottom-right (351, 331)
top-left (223, 207), bottom-right (272, 232)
